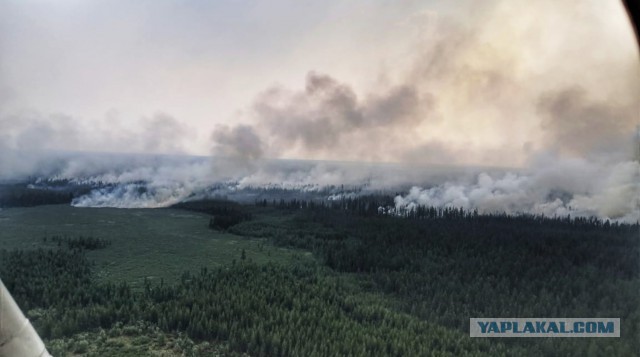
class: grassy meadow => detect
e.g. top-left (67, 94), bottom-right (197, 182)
top-left (0, 204), bottom-right (311, 288)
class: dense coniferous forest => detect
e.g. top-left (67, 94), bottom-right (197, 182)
top-left (1, 194), bottom-right (638, 356)
top-left (0, 185), bottom-right (74, 207)
top-left (236, 198), bottom-right (640, 355)
top-left (1, 239), bottom-right (509, 356)
top-left (172, 200), bottom-right (252, 230)
top-left (0, 181), bottom-right (95, 207)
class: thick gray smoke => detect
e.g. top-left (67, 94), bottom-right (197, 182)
top-left (252, 72), bottom-right (424, 158)
top-left (210, 0), bottom-right (638, 167)
top-left (209, 71), bottom-right (429, 168)
top-left (205, 0), bottom-right (639, 222)
top-left (537, 87), bottom-right (637, 159)
top-left (210, 124), bottom-right (265, 181)
top-left (211, 125), bottom-right (264, 162)
top-left (393, 159), bottom-right (639, 222)
top-left (0, 111), bottom-right (193, 178)
top-left (1, 0), bottom-right (638, 222)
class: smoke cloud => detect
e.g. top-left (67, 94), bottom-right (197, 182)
top-left (210, 0), bottom-right (638, 168)
top-left (393, 158), bottom-right (640, 222)
top-left (1, 0), bottom-right (638, 221)
top-left (248, 72), bottom-right (425, 159)
top-left (0, 111), bottom-right (194, 178)
top-left (203, 0), bottom-right (639, 222)
top-left (537, 87), bottom-right (637, 159)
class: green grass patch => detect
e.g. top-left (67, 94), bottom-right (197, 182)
top-left (0, 205), bottom-right (312, 288)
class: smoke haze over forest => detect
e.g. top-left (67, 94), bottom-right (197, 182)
top-left (0, 0), bottom-right (638, 221)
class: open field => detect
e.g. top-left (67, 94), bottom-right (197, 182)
top-left (0, 205), bottom-right (312, 287)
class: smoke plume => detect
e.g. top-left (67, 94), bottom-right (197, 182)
top-left (1, 0), bottom-right (638, 221)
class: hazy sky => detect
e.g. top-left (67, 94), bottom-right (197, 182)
top-left (1, 0), bottom-right (638, 167)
